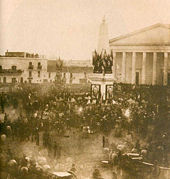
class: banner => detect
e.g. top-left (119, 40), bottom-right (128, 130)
top-left (106, 85), bottom-right (113, 99)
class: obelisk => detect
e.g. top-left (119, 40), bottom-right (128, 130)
top-left (97, 17), bottom-right (110, 54)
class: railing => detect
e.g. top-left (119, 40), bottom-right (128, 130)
top-left (0, 69), bottom-right (23, 74)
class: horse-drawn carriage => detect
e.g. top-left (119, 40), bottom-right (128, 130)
top-left (101, 152), bottom-right (153, 178)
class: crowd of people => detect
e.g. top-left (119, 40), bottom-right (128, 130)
top-left (0, 83), bottom-right (169, 178)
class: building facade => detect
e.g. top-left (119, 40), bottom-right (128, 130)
top-left (109, 23), bottom-right (170, 86)
top-left (0, 52), bottom-right (48, 84)
top-left (0, 52), bottom-right (92, 85)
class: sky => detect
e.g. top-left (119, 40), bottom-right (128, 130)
top-left (0, 0), bottom-right (170, 60)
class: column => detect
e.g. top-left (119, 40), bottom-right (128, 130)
top-left (121, 52), bottom-right (126, 83)
top-left (152, 52), bottom-right (157, 85)
top-left (112, 52), bottom-right (116, 79)
top-left (163, 52), bottom-right (168, 86)
top-left (131, 52), bottom-right (136, 84)
top-left (142, 52), bottom-right (146, 84)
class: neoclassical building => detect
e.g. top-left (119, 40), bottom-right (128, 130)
top-left (109, 23), bottom-right (170, 86)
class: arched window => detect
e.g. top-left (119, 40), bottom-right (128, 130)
top-left (12, 78), bottom-right (16, 83)
top-left (3, 77), bottom-right (6, 83)
top-left (12, 66), bottom-right (17, 70)
top-left (37, 62), bottom-right (42, 70)
top-left (20, 77), bottom-right (23, 83)
top-left (38, 71), bottom-right (41, 77)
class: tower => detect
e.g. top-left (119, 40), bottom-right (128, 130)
top-left (97, 17), bottom-right (110, 54)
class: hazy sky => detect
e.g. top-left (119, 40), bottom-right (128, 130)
top-left (0, 0), bottom-right (170, 60)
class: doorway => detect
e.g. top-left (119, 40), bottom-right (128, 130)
top-left (135, 72), bottom-right (140, 85)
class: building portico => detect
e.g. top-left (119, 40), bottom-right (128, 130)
top-left (110, 23), bottom-right (170, 86)
top-left (111, 50), bottom-right (170, 86)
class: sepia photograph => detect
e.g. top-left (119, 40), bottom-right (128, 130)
top-left (0, 0), bottom-right (170, 178)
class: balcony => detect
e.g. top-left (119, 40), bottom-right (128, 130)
top-left (28, 65), bottom-right (34, 70)
top-left (37, 65), bottom-right (42, 70)
top-left (27, 77), bottom-right (33, 79)
top-left (0, 69), bottom-right (23, 76)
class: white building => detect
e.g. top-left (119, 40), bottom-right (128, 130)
top-left (0, 52), bottom-right (48, 84)
top-left (109, 23), bottom-right (170, 86)
top-left (0, 51), bottom-right (93, 85)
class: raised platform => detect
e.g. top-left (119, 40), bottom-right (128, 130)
top-left (88, 73), bottom-right (116, 100)
top-left (88, 73), bottom-right (115, 84)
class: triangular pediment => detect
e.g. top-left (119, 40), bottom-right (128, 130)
top-left (109, 23), bottom-right (170, 46)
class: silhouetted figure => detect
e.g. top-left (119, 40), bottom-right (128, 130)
top-left (0, 93), bottom-right (5, 113)
top-left (152, 160), bottom-right (160, 179)
top-left (92, 168), bottom-right (102, 179)
top-left (54, 141), bottom-right (58, 157)
top-left (70, 163), bottom-right (76, 173)
top-left (102, 136), bottom-right (105, 148)
top-left (35, 130), bottom-right (39, 146)
top-left (112, 171), bottom-right (117, 179)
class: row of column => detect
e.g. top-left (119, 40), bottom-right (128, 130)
top-left (112, 51), bottom-right (169, 85)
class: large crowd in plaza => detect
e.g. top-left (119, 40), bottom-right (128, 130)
top-left (0, 83), bottom-right (169, 178)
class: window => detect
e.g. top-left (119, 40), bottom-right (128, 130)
top-left (38, 71), bottom-right (40, 78)
top-left (49, 72), bottom-right (51, 78)
top-left (12, 66), bottom-right (17, 70)
top-left (12, 78), bottom-right (16, 83)
top-left (28, 62), bottom-right (33, 69)
top-left (20, 77), bottom-right (23, 83)
top-left (3, 77), bottom-right (6, 83)
top-left (135, 72), bottom-right (139, 85)
top-left (0, 66), bottom-right (2, 70)
top-left (37, 62), bottom-right (42, 70)
top-left (29, 71), bottom-right (32, 77)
